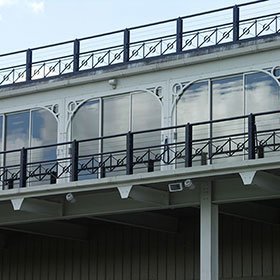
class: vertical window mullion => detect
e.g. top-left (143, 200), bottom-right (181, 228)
top-left (209, 79), bottom-right (212, 164)
top-left (99, 98), bottom-right (103, 154)
top-left (129, 93), bottom-right (132, 131)
top-left (29, 110), bottom-right (33, 148)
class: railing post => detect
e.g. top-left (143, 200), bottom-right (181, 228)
top-left (233, 5), bottom-right (240, 42)
top-left (73, 39), bottom-right (80, 72)
top-left (50, 171), bottom-right (57, 184)
top-left (100, 165), bottom-right (106, 178)
top-left (248, 113), bottom-right (256, 160)
top-left (71, 140), bottom-right (79, 181)
top-left (123, 29), bottom-right (130, 63)
top-left (185, 123), bottom-right (193, 167)
top-left (126, 131), bottom-right (133, 175)
top-left (148, 159), bottom-right (154, 172)
top-left (26, 49), bottom-right (32, 81)
top-left (20, 147), bottom-right (27, 188)
top-left (176, 17), bottom-right (183, 53)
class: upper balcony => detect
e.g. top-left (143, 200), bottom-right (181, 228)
top-left (0, 0), bottom-right (279, 88)
top-left (0, 1), bottom-right (279, 222)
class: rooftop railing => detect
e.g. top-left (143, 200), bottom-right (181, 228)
top-left (1, 109), bottom-right (280, 189)
top-left (0, 0), bottom-right (279, 87)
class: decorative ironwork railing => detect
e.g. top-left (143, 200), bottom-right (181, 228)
top-left (1, 109), bottom-right (280, 189)
top-left (0, 0), bottom-right (278, 87)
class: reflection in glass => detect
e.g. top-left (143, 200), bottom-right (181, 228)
top-left (0, 115), bottom-right (3, 164)
top-left (31, 109), bottom-right (57, 161)
top-left (103, 95), bottom-right (129, 136)
top-left (72, 100), bottom-right (100, 141)
top-left (30, 109), bottom-right (58, 185)
top-left (6, 111), bottom-right (29, 166)
top-left (4, 112), bottom-right (29, 188)
top-left (245, 72), bottom-right (280, 158)
top-left (212, 75), bottom-right (244, 162)
top-left (6, 112), bottom-right (29, 151)
top-left (177, 81), bottom-right (209, 137)
top-left (132, 92), bottom-right (161, 172)
top-left (102, 95), bottom-right (129, 176)
top-left (177, 81), bottom-right (209, 166)
top-left (246, 72), bottom-right (280, 114)
top-left (103, 95), bottom-right (129, 152)
top-left (72, 100), bottom-right (100, 179)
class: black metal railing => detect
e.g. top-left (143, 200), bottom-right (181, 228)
top-left (1, 109), bottom-right (280, 190)
top-left (0, 0), bottom-right (278, 87)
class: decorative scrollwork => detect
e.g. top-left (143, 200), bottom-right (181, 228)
top-left (145, 86), bottom-right (163, 102)
top-left (171, 81), bottom-right (191, 104)
top-left (271, 66), bottom-right (280, 81)
top-left (45, 104), bottom-right (59, 118)
top-left (67, 99), bottom-right (84, 120)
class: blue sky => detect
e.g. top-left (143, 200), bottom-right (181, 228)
top-left (0, 0), bottom-right (276, 54)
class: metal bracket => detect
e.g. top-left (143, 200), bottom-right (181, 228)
top-left (117, 186), bottom-right (133, 199)
top-left (239, 171), bottom-right (256, 185)
top-left (11, 198), bottom-right (24, 211)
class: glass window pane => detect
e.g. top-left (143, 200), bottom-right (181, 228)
top-left (177, 81), bottom-right (209, 166)
top-left (31, 109), bottom-right (57, 146)
top-left (0, 116), bottom-right (3, 168)
top-left (30, 109), bottom-right (58, 185)
top-left (5, 111), bottom-right (29, 187)
top-left (132, 92), bottom-right (161, 173)
top-left (212, 75), bottom-right (244, 119)
top-left (245, 72), bottom-right (280, 159)
top-left (212, 75), bottom-right (244, 135)
top-left (6, 111), bottom-right (29, 151)
top-left (72, 100), bottom-right (100, 180)
top-left (103, 95), bottom-right (129, 151)
top-left (212, 75), bottom-right (244, 162)
top-left (103, 95), bottom-right (129, 176)
top-left (72, 100), bottom-right (100, 141)
top-left (0, 115), bottom-right (3, 151)
top-left (177, 81), bottom-right (209, 124)
top-left (103, 95), bottom-right (129, 136)
top-left (132, 92), bottom-right (161, 131)
top-left (31, 109), bottom-right (57, 160)
top-left (245, 72), bottom-right (280, 114)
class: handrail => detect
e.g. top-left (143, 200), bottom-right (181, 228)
top-left (0, 109), bottom-right (280, 188)
top-left (0, 0), bottom-right (278, 87)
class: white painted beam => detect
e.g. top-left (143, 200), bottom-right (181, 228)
top-left (11, 198), bottom-right (63, 216)
top-left (239, 171), bottom-right (256, 185)
top-left (0, 157), bottom-right (279, 203)
top-left (220, 202), bottom-right (280, 225)
top-left (252, 171), bottom-right (280, 192)
top-left (117, 186), bottom-right (133, 199)
top-left (117, 185), bottom-right (169, 206)
top-left (92, 212), bottom-right (178, 233)
top-left (1, 221), bottom-right (89, 241)
top-left (200, 182), bottom-right (218, 280)
top-left (213, 177), bottom-right (280, 203)
top-left (128, 185), bottom-right (169, 206)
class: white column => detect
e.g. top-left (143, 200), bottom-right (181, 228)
top-left (200, 182), bottom-right (219, 280)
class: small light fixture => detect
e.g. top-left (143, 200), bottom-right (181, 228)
top-left (66, 192), bottom-right (76, 203)
top-left (184, 179), bottom-right (195, 190)
top-left (108, 79), bottom-right (117, 89)
top-left (168, 182), bottom-right (183, 192)
top-left (168, 179), bottom-right (195, 192)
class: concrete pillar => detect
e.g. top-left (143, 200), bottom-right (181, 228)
top-left (200, 182), bottom-right (219, 280)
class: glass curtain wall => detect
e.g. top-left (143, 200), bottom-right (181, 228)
top-left (71, 92), bottom-right (161, 178)
top-left (177, 71), bottom-right (280, 163)
top-left (176, 81), bottom-right (209, 166)
top-left (1, 108), bottom-right (57, 188)
top-left (72, 100), bottom-right (100, 179)
top-left (245, 72), bottom-right (280, 157)
top-left (212, 75), bottom-right (244, 162)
